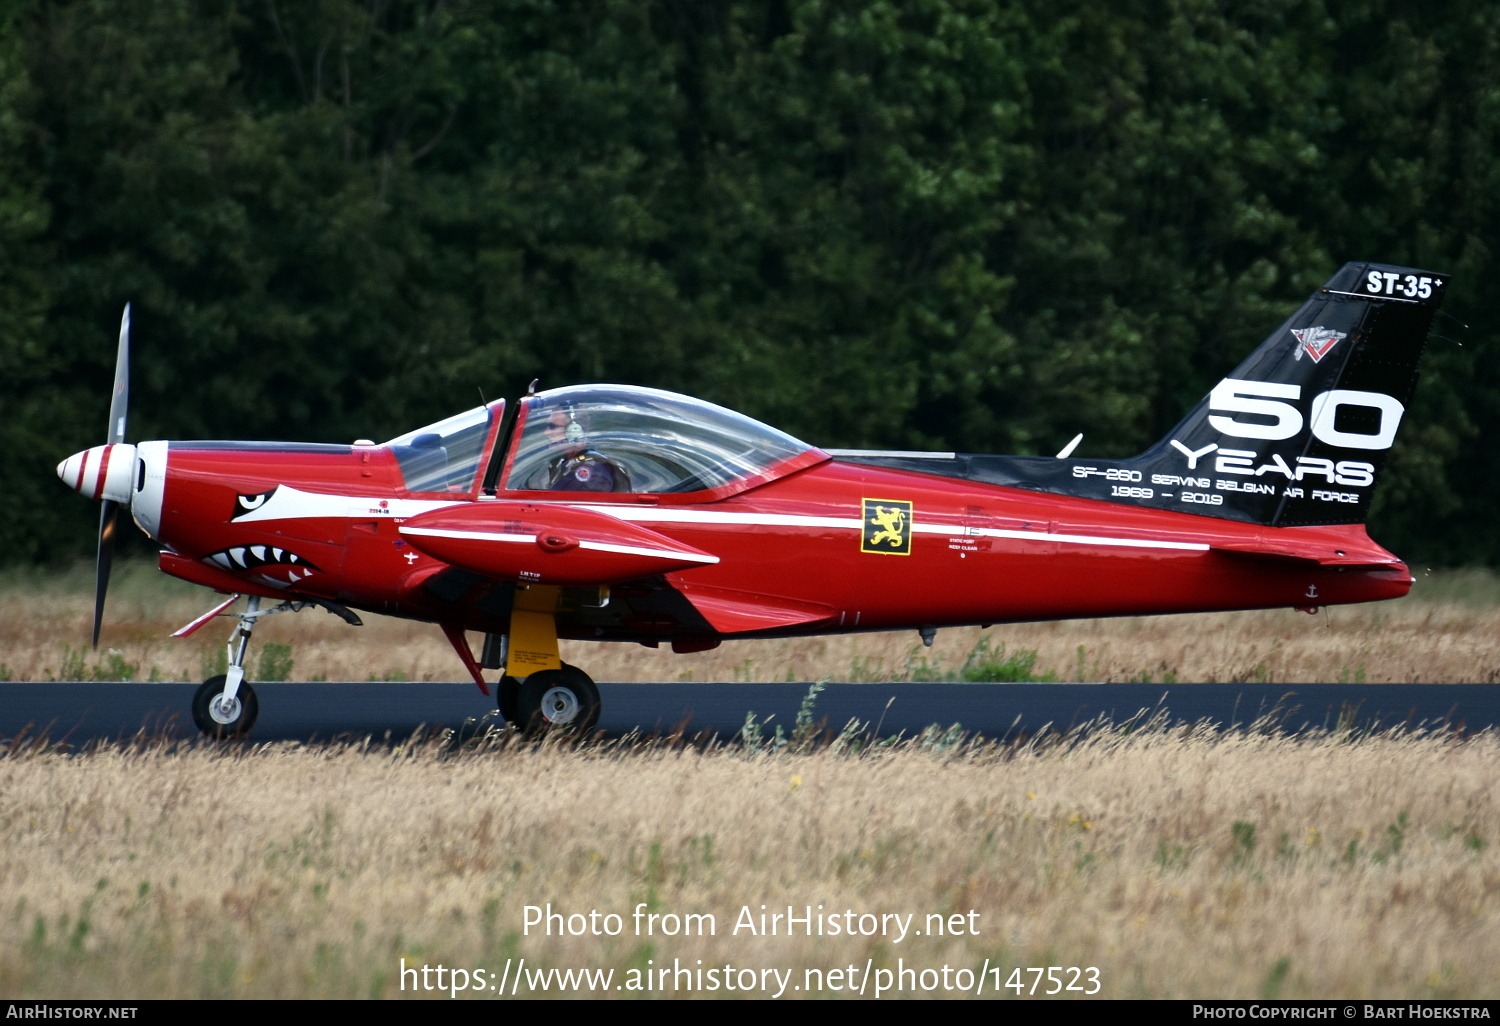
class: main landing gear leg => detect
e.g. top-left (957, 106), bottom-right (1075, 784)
top-left (192, 595), bottom-right (261, 738)
top-left (502, 587), bottom-right (600, 735)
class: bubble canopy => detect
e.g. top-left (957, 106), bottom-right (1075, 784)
top-left (501, 385), bottom-right (826, 499)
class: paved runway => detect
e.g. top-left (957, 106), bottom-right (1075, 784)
top-left (2, 680), bottom-right (1494, 745)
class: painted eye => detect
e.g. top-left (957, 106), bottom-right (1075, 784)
top-left (233, 488), bottom-right (276, 519)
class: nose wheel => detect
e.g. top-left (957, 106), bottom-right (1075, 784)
top-left (193, 674), bottom-right (259, 738)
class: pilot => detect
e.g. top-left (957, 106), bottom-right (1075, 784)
top-left (543, 407), bottom-right (631, 492)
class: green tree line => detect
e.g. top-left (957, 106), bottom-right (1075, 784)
top-left (3, 0), bottom-right (1496, 565)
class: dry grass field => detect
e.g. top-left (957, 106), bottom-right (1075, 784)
top-left (2, 565), bottom-right (1499, 1000)
top-left (1, 726), bottom-right (1496, 999)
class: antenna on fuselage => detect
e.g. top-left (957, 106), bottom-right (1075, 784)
top-left (1055, 433), bottom-right (1083, 459)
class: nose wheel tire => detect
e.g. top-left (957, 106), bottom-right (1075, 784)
top-left (517, 665), bottom-right (599, 735)
top-left (192, 674), bottom-right (259, 739)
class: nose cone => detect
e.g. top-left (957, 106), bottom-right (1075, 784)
top-left (58, 443), bottom-right (137, 504)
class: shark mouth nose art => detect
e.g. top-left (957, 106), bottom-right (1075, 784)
top-left (203, 545), bottom-right (322, 587)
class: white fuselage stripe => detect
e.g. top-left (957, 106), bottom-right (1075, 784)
top-left (575, 504), bottom-right (1208, 553)
top-left (237, 490), bottom-right (1207, 556)
top-left (958, 526), bottom-right (1208, 552)
top-left (574, 505), bottom-right (860, 531)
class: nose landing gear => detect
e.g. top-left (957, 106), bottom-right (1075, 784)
top-left (192, 595), bottom-right (263, 739)
top-left (185, 594), bottom-right (361, 739)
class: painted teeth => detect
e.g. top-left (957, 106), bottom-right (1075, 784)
top-left (203, 546), bottom-right (319, 575)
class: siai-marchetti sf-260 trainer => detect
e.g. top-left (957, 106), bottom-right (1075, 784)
top-left (59, 262), bottom-right (1447, 737)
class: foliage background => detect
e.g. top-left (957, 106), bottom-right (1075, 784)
top-left (4, 0), bottom-right (1496, 565)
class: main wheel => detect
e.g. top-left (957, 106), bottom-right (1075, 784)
top-left (517, 665), bottom-right (600, 735)
top-left (497, 675), bottom-right (521, 724)
top-left (192, 674), bottom-right (259, 739)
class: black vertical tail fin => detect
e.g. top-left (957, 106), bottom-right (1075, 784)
top-left (829, 262), bottom-right (1447, 526)
top-left (1129, 262), bottom-right (1447, 526)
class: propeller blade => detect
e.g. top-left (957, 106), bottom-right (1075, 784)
top-left (93, 500), bottom-right (118, 647)
top-left (93, 305), bottom-right (130, 646)
top-left (107, 304), bottom-right (130, 444)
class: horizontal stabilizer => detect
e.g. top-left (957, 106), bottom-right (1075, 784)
top-left (1210, 527), bottom-right (1403, 568)
top-left (400, 502), bottom-right (719, 586)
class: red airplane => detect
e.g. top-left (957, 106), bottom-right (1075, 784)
top-left (59, 262), bottom-right (1446, 737)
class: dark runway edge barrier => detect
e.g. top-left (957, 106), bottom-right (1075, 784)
top-left (1, 681), bottom-right (1495, 745)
